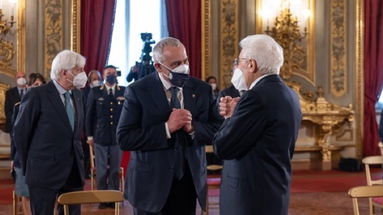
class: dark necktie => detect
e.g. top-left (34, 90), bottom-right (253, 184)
top-left (64, 92), bottom-right (75, 130)
top-left (170, 87), bottom-right (185, 179)
top-left (109, 88), bottom-right (113, 96)
top-left (20, 89), bottom-right (24, 98)
top-left (170, 87), bottom-right (181, 109)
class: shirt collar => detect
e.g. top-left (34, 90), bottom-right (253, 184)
top-left (53, 80), bottom-right (71, 95)
top-left (249, 74), bottom-right (274, 90)
top-left (105, 84), bottom-right (116, 91)
top-left (158, 72), bottom-right (181, 91)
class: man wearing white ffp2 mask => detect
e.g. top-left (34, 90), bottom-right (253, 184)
top-left (4, 72), bottom-right (27, 133)
top-left (13, 50), bottom-right (87, 215)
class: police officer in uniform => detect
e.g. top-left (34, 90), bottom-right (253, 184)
top-left (85, 65), bottom-right (125, 209)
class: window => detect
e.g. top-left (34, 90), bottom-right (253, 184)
top-left (108, 0), bottom-right (168, 86)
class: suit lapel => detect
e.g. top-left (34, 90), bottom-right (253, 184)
top-left (46, 81), bottom-right (73, 132)
top-left (183, 80), bottom-right (196, 115)
top-left (148, 73), bottom-right (171, 112)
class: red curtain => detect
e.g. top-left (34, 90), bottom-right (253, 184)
top-left (363, 0), bottom-right (383, 156)
top-left (165, 0), bottom-right (201, 78)
top-left (81, 0), bottom-right (117, 74)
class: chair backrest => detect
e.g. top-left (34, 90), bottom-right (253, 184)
top-left (362, 156), bottom-right (383, 185)
top-left (205, 145), bottom-right (223, 172)
top-left (379, 142), bottom-right (383, 156)
top-left (57, 190), bottom-right (124, 215)
top-left (348, 185), bottom-right (383, 215)
top-left (89, 144), bottom-right (95, 170)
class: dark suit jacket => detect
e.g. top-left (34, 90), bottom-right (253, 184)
top-left (217, 85), bottom-right (240, 101)
top-left (86, 84), bottom-right (125, 145)
top-left (4, 87), bottom-right (21, 132)
top-left (213, 75), bottom-right (302, 215)
top-left (13, 81), bottom-right (85, 190)
top-left (116, 72), bottom-right (221, 212)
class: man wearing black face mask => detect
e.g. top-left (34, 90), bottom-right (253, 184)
top-left (85, 65), bottom-right (125, 209)
top-left (117, 37), bottom-right (222, 215)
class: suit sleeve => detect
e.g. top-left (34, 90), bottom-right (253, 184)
top-left (117, 86), bottom-right (170, 151)
top-left (192, 86), bottom-right (223, 145)
top-left (213, 92), bottom-right (267, 160)
top-left (13, 89), bottom-right (40, 172)
top-left (85, 88), bottom-right (96, 137)
top-left (4, 89), bottom-right (14, 132)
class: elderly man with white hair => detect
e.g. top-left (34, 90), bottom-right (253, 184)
top-left (213, 34), bottom-right (302, 215)
top-left (14, 50), bottom-right (87, 215)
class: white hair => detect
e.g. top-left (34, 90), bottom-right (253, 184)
top-left (239, 34), bottom-right (284, 75)
top-left (152, 37), bottom-right (183, 63)
top-left (50, 50), bottom-right (86, 80)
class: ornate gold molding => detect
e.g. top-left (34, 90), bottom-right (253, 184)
top-left (201, 0), bottom-right (211, 80)
top-left (71, 0), bottom-right (81, 52)
top-left (355, 0), bottom-right (363, 158)
top-left (220, 0), bottom-right (239, 87)
top-left (17, 0), bottom-right (26, 74)
top-left (44, 0), bottom-right (63, 78)
top-left (0, 82), bottom-right (10, 124)
top-left (330, 0), bottom-right (347, 97)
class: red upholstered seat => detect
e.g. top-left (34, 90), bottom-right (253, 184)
top-left (373, 197), bottom-right (383, 205)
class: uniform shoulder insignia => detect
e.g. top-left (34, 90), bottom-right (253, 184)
top-left (116, 96), bottom-right (125, 101)
top-left (97, 97), bottom-right (105, 101)
top-left (14, 102), bottom-right (21, 106)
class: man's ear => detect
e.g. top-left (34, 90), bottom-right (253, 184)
top-left (249, 59), bottom-right (258, 73)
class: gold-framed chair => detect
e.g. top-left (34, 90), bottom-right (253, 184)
top-left (202, 145), bottom-right (223, 215)
top-left (89, 144), bottom-right (125, 192)
top-left (348, 185), bottom-right (383, 215)
top-left (362, 156), bottom-right (383, 214)
top-left (57, 190), bottom-right (124, 215)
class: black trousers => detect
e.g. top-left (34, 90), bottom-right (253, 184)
top-left (29, 162), bottom-right (83, 215)
top-left (134, 166), bottom-right (197, 215)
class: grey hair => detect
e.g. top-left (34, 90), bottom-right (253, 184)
top-left (50, 50), bottom-right (86, 81)
top-left (152, 37), bottom-right (183, 63)
top-left (239, 34), bottom-right (284, 75)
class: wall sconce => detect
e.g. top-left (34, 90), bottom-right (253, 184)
top-left (260, 0), bottom-right (312, 80)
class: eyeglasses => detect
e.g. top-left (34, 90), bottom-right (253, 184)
top-left (232, 57), bottom-right (249, 66)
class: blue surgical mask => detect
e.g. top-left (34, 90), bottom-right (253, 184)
top-left (105, 75), bottom-right (117, 85)
top-left (161, 64), bottom-right (190, 87)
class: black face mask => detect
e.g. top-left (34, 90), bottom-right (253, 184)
top-left (169, 71), bottom-right (190, 87)
top-left (105, 75), bottom-right (117, 85)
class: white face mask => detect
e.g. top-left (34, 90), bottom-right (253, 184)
top-left (17, 77), bottom-right (27, 86)
top-left (71, 71), bottom-right (87, 89)
top-left (231, 68), bottom-right (248, 91)
top-left (210, 83), bottom-right (217, 90)
top-left (91, 80), bottom-right (101, 88)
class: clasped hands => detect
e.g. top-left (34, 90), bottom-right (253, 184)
top-left (219, 96), bottom-right (240, 119)
top-left (167, 108), bottom-right (193, 133)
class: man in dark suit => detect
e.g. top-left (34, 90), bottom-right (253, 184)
top-left (13, 50), bottom-right (87, 215)
top-left (86, 65), bottom-right (125, 209)
top-left (4, 72), bottom-right (27, 133)
top-left (117, 37), bottom-right (221, 215)
top-left (213, 34), bottom-right (302, 215)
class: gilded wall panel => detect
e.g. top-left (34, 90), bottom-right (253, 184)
top-left (330, 0), bottom-right (347, 97)
top-left (201, 0), bottom-right (211, 80)
top-left (219, 0), bottom-right (239, 87)
top-left (44, 0), bottom-right (63, 78)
